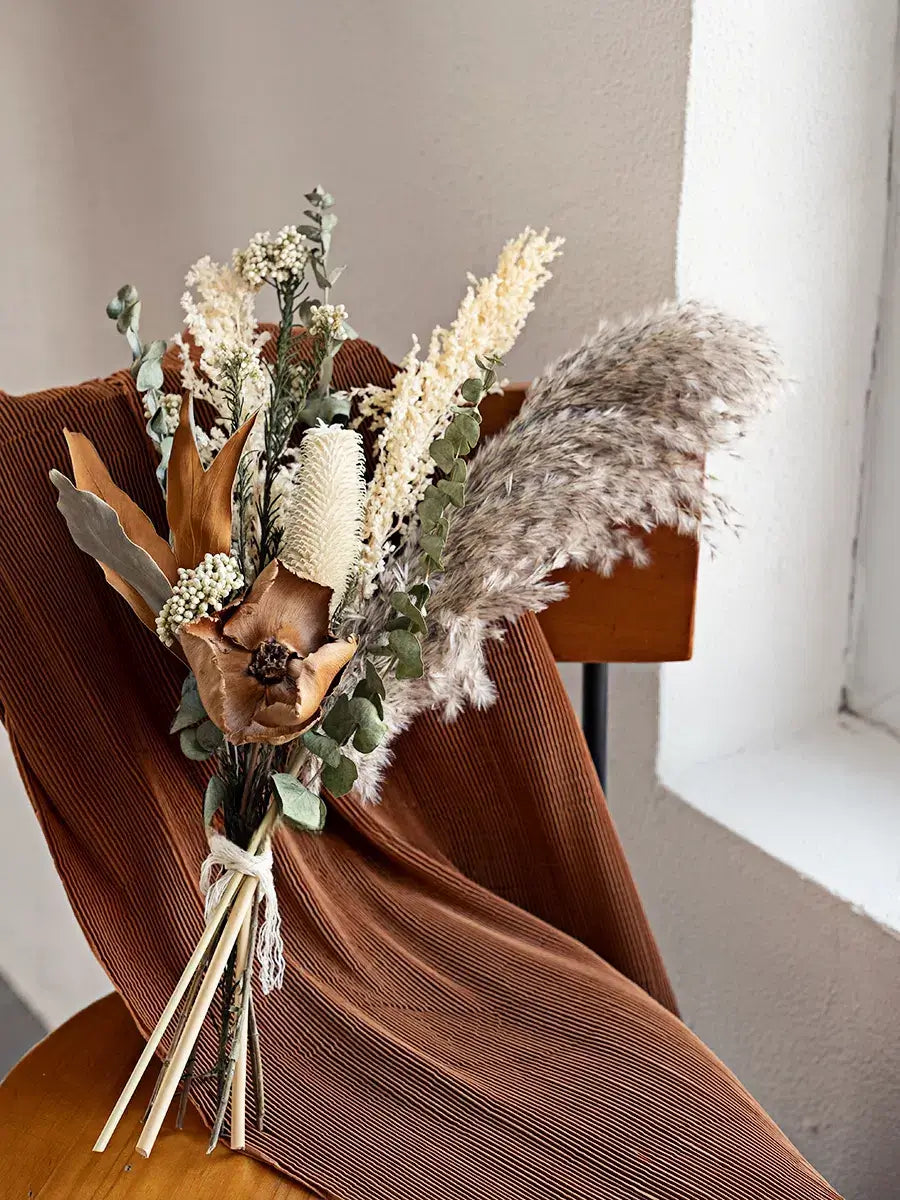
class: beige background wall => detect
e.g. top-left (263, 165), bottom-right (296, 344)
top-left (0, 0), bottom-right (690, 1027)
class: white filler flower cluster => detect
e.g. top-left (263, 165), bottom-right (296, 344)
top-left (233, 226), bottom-right (310, 290)
top-left (175, 256), bottom-right (269, 434)
top-left (156, 553), bottom-right (245, 645)
top-left (308, 303), bottom-right (349, 339)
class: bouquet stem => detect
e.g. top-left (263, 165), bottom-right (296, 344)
top-left (94, 804), bottom-right (278, 1157)
top-left (136, 872), bottom-right (257, 1157)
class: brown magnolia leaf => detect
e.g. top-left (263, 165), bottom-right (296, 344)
top-left (166, 398), bottom-right (256, 568)
top-left (51, 471), bottom-right (173, 624)
top-left (223, 560), bottom-right (331, 655)
top-left (64, 430), bottom-right (177, 583)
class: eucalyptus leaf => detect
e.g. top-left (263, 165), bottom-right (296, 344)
top-left (460, 378), bottom-right (483, 405)
top-left (409, 583), bottom-right (430, 608)
top-left (136, 357), bottom-right (164, 393)
top-left (204, 776), bottom-right (227, 826)
top-left (436, 479), bottom-right (465, 507)
top-left (195, 719), bottom-right (224, 753)
top-left (272, 773), bottom-right (327, 833)
top-left (420, 533), bottom-right (445, 567)
top-left (353, 679), bottom-right (384, 720)
top-left (145, 339), bottom-right (167, 361)
top-left (418, 484), bottom-right (449, 530)
top-left (301, 729), bottom-right (343, 768)
top-left (117, 299), bottom-right (141, 336)
top-left (389, 628), bottom-right (424, 679)
top-left (50, 471), bottom-right (173, 614)
top-left (429, 437), bottom-right (457, 474)
top-left (321, 755), bottom-right (358, 798)
top-left (170, 681), bottom-right (207, 732)
top-left (180, 725), bottom-right (216, 761)
top-left (322, 693), bottom-right (355, 744)
top-left (390, 591), bottom-right (427, 634)
top-left (364, 659), bottom-right (387, 698)
top-left (450, 410), bottom-right (481, 450)
top-left (447, 458), bottom-right (467, 484)
top-left (348, 696), bottom-right (387, 754)
top-left (296, 391), bottom-right (351, 428)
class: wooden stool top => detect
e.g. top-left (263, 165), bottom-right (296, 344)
top-left (0, 993), bottom-right (308, 1198)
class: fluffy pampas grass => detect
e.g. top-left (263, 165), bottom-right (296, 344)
top-left (345, 301), bottom-right (783, 800)
top-left (281, 424), bottom-right (365, 610)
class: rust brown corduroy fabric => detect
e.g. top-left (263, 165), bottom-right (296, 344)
top-left (0, 341), bottom-right (840, 1199)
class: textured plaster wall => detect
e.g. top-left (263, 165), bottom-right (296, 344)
top-left (608, 666), bottom-right (900, 1200)
top-left (637, 3), bottom-right (899, 1198)
top-left (0, 0), bottom-right (691, 1017)
top-left (663, 0), bottom-right (897, 773)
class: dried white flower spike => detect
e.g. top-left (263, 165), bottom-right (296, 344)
top-left (281, 424), bottom-right (366, 612)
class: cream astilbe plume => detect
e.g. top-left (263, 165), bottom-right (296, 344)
top-left (281, 424), bottom-right (366, 611)
top-left (356, 228), bottom-right (563, 593)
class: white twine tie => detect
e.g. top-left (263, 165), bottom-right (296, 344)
top-left (199, 832), bottom-right (285, 994)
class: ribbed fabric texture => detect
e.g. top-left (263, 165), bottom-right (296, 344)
top-left (0, 341), bottom-right (840, 1199)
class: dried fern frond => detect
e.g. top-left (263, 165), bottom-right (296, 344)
top-left (281, 425), bottom-right (365, 611)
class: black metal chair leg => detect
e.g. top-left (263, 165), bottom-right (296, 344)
top-left (582, 662), bottom-right (609, 793)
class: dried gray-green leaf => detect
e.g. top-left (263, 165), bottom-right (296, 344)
top-left (204, 776), bottom-right (227, 826)
top-left (348, 696), bottom-right (387, 754)
top-left (436, 478), bottom-right (465, 508)
top-left (429, 437), bottom-right (457, 474)
top-left (460, 378), bottom-right (483, 405)
top-left (301, 729), bottom-right (343, 768)
top-left (364, 659), bottom-right (387, 698)
top-left (272, 773), bottom-right (326, 833)
top-left (136, 357), bottom-right (164, 393)
top-left (170, 680), bottom-right (207, 732)
top-left (180, 725), bottom-right (216, 761)
top-left (389, 628), bottom-right (424, 679)
top-left (195, 719), bottom-right (224, 753)
top-left (390, 591), bottom-right (427, 634)
top-left (321, 693), bottom-right (355, 744)
top-left (321, 754), bottom-right (357, 798)
top-left (50, 471), bottom-right (172, 614)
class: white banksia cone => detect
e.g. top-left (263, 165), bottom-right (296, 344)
top-left (281, 424), bottom-right (366, 611)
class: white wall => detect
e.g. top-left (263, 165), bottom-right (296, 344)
top-left (0, 0), bottom-right (691, 1017)
top-left (662, 0), bottom-right (896, 775)
top-left (849, 42), bottom-right (900, 733)
top-left (635, 4), bottom-right (900, 1197)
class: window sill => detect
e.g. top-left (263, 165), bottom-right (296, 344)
top-left (661, 713), bottom-right (900, 933)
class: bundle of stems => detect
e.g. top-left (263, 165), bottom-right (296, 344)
top-left (93, 802), bottom-right (278, 1157)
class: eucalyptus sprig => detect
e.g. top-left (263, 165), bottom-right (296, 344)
top-left (299, 356), bottom-right (501, 797)
top-left (106, 284), bottom-right (173, 485)
top-left (372, 353), bottom-right (501, 677)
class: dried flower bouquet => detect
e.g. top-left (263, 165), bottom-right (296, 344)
top-left (52, 188), bottom-right (565, 1157)
top-left (52, 185), bottom-right (782, 1162)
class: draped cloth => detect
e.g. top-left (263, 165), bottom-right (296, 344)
top-left (0, 342), bottom-right (840, 1200)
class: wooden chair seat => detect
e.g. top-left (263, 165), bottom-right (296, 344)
top-left (0, 993), bottom-right (310, 1198)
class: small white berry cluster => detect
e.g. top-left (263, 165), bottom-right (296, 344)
top-left (233, 226), bottom-right (309, 290)
top-left (309, 303), bottom-right (349, 340)
top-left (145, 392), bottom-right (182, 436)
top-left (156, 553), bottom-right (245, 645)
